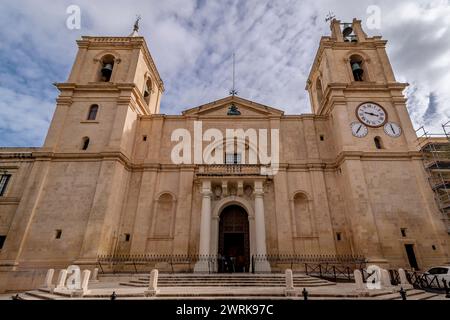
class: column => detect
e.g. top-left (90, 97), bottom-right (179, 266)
top-left (254, 181), bottom-right (271, 272)
top-left (194, 180), bottom-right (212, 272)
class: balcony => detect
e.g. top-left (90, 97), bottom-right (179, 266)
top-left (197, 164), bottom-right (267, 176)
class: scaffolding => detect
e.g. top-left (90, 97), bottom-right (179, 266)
top-left (416, 121), bottom-right (450, 233)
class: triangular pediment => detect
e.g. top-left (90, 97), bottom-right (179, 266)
top-left (182, 96), bottom-right (285, 117)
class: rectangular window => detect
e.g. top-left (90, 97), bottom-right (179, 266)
top-left (55, 230), bottom-right (62, 239)
top-left (336, 233), bottom-right (342, 241)
top-left (401, 228), bottom-right (407, 238)
top-left (0, 235), bottom-right (6, 249)
top-left (0, 174), bottom-right (11, 196)
top-left (225, 153), bottom-right (242, 165)
top-left (125, 233), bottom-right (131, 242)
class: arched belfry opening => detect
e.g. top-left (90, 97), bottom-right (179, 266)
top-left (218, 205), bottom-right (250, 273)
top-left (99, 54), bottom-right (115, 82)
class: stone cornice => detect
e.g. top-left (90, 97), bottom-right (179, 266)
top-left (139, 113), bottom-right (329, 121)
top-left (0, 197), bottom-right (20, 205)
top-left (53, 82), bottom-right (150, 115)
top-left (317, 82), bottom-right (409, 115)
top-left (0, 149), bottom-right (425, 174)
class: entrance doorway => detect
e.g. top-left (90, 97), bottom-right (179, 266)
top-left (218, 205), bottom-right (250, 273)
top-left (405, 244), bottom-right (419, 270)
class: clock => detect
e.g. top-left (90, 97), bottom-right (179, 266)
top-left (350, 122), bottom-right (368, 138)
top-left (356, 102), bottom-right (387, 128)
top-left (384, 122), bottom-right (402, 138)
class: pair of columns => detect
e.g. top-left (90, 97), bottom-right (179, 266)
top-left (194, 180), bottom-right (271, 273)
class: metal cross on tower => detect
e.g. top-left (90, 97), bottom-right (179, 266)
top-left (134, 15), bottom-right (142, 32)
top-left (325, 11), bottom-right (336, 23)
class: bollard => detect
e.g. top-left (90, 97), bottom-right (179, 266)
top-left (284, 269), bottom-right (297, 297)
top-left (399, 287), bottom-right (407, 300)
top-left (91, 268), bottom-right (99, 282)
top-left (55, 269), bottom-right (68, 291)
top-left (11, 294), bottom-right (20, 300)
top-left (302, 288), bottom-right (309, 301)
top-left (145, 269), bottom-right (160, 297)
top-left (43, 269), bottom-right (55, 291)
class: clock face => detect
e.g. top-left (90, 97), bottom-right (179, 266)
top-left (350, 122), bottom-right (368, 138)
top-left (384, 122), bottom-right (402, 138)
top-left (356, 103), bottom-right (387, 127)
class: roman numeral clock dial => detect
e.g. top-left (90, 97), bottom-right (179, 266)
top-left (356, 102), bottom-right (387, 128)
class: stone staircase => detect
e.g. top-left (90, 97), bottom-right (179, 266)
top-left (11, 273), bottom-right (446, 300)
top-left (119, 273), bottom-right (334, 288)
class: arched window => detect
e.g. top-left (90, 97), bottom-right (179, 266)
top-left (349, 55), bottom-right (365, 82)
top-left (316, 78), bottom-right (323, 106)
top-left (87, 104), bottom-right (98, 121)
top-left (374, 136), bottom-right (383, 149)
top-left (294, 193), bottom-right (313, 237)
top-left (143, 78), bottom-right (152, 105)
top-left (82, 137), bottom-right (90, 150)
top-left (99, 55), bottom-right (115, 82)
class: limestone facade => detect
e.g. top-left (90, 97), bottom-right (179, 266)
top-left (0, 19), bottom-right (449, 287)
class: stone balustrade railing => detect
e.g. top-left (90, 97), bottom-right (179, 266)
top-left (197, 164), bottom-right (266, 176)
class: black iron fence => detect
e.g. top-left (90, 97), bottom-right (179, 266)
top-left (360, 267), bottom-right (449, 293)
top-left (405, 270), bottom-right (449, 293)
top-left (97, 253), bottom-right (367, 280)
top-left (251, 254), bottom-right (367, 282)
top-left (97, 254), bottom-right (210, 274)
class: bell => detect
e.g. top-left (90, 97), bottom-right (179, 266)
top-left (352, 62), bottom-right (364, 80)
top-left (342, 23), bottom-right (353, 37)
top-left (144, 84), bottom-right (150, 98)
top-left (101, 63), bottom-right (113, 79)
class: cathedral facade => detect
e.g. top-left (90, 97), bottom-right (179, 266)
top-left (0, 19), bottom-right (449, 290)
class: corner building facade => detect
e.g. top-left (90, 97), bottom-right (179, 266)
top-left (0, 19), bottom-right (449, 283)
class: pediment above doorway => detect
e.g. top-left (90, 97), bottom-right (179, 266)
top-left (182, 96), bottom-right (285, 118)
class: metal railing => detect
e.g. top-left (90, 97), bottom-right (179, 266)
top-left (404, 270), bottom-right (449, 292)
top-left (97, 254), bottom-right (209, 274)
top-left (97, 253), bottom-right (367, 280)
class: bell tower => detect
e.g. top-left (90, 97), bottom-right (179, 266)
top-left (36, 24), bottom-right (165, 265)
top-left (306, 18), bottom-right (418, 153)
top-left (42, 23), bottom-right (164, 158)
top-left (304, 18), bottom-right (440, 266)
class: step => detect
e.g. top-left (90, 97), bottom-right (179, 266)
top-left (391, 291), bottom-right (439, 300)
top-left (120, 283), bottom-right (332, 288)
top-left (132, 278), bottom-right (327, 283)
top-left (374, 289), bottom-right (434, 300)
top-left (23, 290), bottom-right (56, 300)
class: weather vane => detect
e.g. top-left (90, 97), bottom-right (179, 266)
top-left (134, 15), bottom-right (142, 32)
top-left (325, 11), bottom-right (336, 23)
top-left (229, 53), bottom-right (238, 97)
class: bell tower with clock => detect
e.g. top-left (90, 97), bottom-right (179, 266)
top-left (306, 18), bottom-right (449, 267)
top-left (306, 18), bottom-right (418, 153)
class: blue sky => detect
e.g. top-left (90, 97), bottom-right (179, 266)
top-left (0, 0), bottom-right (449, 146)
